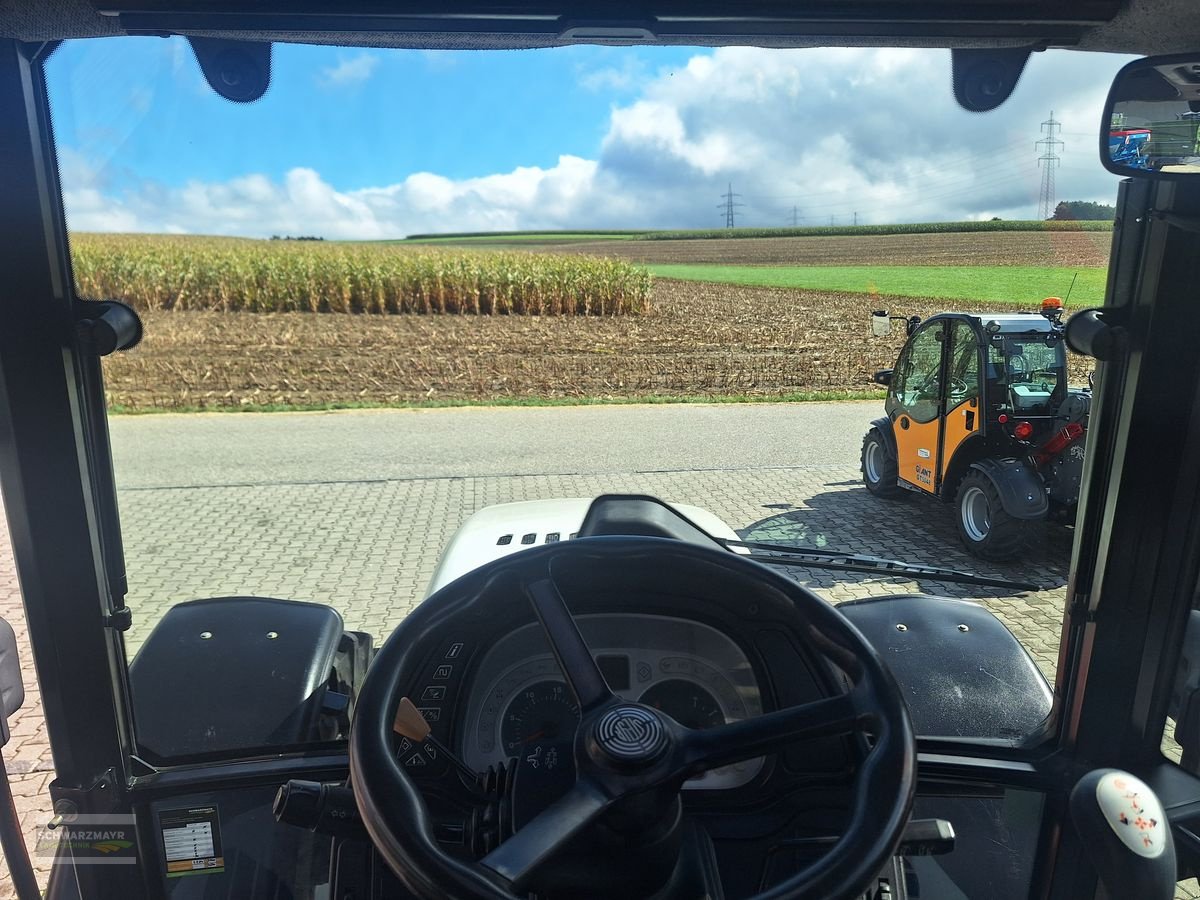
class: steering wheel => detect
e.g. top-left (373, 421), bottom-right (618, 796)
top-left (350, 537), bottom-right (916, 899)
top-left (947, 376), bottom-right (971, 397)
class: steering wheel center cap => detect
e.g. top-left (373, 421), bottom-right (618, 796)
top-left (593, 705), bottom-right (668, 766)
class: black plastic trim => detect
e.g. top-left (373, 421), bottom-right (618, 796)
top-left (968, 457), bottom-right (1050, 519)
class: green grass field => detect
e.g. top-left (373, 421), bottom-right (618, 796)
top-left (646, 264), bottom-right (1106, 305)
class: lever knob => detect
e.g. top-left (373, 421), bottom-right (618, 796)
top-left (1069, 769), bottom-right (1175, 900)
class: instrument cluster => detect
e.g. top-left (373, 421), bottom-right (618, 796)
top-left (459, 613), bottom-right (764, 790)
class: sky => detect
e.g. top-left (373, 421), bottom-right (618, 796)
top-left (44, 38), bottom-right (1136, 238)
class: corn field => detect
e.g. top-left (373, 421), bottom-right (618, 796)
top-left (70, 234), bottom-right (652, 316)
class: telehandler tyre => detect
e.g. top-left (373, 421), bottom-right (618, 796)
top-left (954, 470), bottom-right (1030, 561)
top-left (861, 428), bottom-right (907, 499)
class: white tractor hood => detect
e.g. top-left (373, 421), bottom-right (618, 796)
top-left (425, 498), bottom-right (744, 597)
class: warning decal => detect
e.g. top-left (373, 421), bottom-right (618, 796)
top-left (160, 806), bottom-right (224, 877)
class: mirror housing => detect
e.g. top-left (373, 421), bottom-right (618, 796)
top-left (874, 369), bottom-right (894, 386)
top-left (871, 311), bottom-right (922, 337)
top-left (0, 618), bottom-right (23, 747)
top-left (1102, 54), bottom-right (1200, 178)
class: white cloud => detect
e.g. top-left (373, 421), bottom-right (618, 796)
top-left (417, 50), bottom-right (462, 72)
top-left (61, 47), bottom-right (1136, 237)
top-left (578, 57), bottom-right (648, 93)
top-left (318, 53), bottom-right (380, 88)
top-left (586, 46), bottom-right (1131, 227)
top-left (60, 151), bottom-right (600, 239)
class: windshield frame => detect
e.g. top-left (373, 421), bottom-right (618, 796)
top-left (5, 43), bottom-right (1200, 900)
top-left (19, 38), bottom-right (1093, 769)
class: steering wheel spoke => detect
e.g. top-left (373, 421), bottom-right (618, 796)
top-left (526, 577), bottom-right (612, 711)
top-left (681, 688), bottom-right (872, 773)
top-left (479, 777), bottom-right (611, 890)
top-left (352, 538), bottom-right (916, 900)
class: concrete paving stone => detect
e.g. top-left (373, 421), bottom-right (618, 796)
top-left (0, 453), bottom-right (1190, 896)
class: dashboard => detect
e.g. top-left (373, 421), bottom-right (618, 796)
top-left (459, 613), bottom-right (765, 789)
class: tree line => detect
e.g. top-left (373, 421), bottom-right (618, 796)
top-left (1050, 201), bottom-right (1116, 221)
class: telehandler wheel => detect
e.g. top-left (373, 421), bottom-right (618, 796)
top-left (861, 429), bottom-right (906, 499)
top-left (955, 470), bottom-right (1029, 561)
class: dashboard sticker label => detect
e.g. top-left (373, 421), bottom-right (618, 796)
top-left (160, 806), bottom-right (224, 878)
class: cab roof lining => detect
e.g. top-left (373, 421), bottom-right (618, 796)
top-left (0, 0), bottom-right (1198, 57)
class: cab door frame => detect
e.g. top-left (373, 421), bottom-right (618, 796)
top-left (885, 318), bottom-right (952, 494)
top-left (938, 317), bottom-right (985, 487)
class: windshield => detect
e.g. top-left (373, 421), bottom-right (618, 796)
top-left (989, 334), bottom-right (1068, 416)
top-left (37, 38), bottom-right (1131, 769)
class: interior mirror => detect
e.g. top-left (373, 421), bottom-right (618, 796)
top-left (1103, 54), bottom-right (1200, 177)
top-left (871, 311), bottom-right (892, 337)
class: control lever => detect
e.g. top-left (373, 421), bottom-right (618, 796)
top-left (767, 818), bottom-right (955, 857)
top-left (274, 780), bottom-right (465, 844)
top-left (274, 781), bottom-right (366, 838)
top-left (1069, 769), bottom-right (1176, 899)
top-left (394, 696), bottom-right (482, 788)
top-left (896, 818), bottom-right (955, 856)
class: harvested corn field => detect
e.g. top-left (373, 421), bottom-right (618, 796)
top-left (101, 279), bottom-right (1093, 410)
top-left (554, 230), bottom-right (1113, 268)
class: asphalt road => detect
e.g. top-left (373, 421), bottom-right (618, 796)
top-left (108, 401), bottom-right (878, 489)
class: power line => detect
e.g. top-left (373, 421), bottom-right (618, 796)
top-left (1036, 112), bottom-right (1064, 220)
top-left (726, 144), bottom-right (1059, 223)
top-left (757, 169), bottom-right (1037, 217)
top-left (786, 205), bottom-right (802, 226)
top-left (739, 159), bottom-right (1042, 217)
top-left (739, 137), bottom-right (1043, 204)
top-left (758, 171), bottom-right (1041, 224)
top-left (717, 182), bottom-right (744, 228)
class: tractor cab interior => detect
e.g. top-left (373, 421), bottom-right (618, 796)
top-left (989, 334), bottom-right (1067, 416)
top-left (5, 3), bottom-right (1200, 900)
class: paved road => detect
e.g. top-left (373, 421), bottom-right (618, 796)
top-left (100, 400), bottom-right (1067, 667)
top-left (108, 401), bottom-right (876, 488)
top-left (0, 400), bottom-right (1082, 896)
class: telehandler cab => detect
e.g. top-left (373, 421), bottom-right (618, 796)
top-left (4, 6), bottom-right (1200, 900)
top-left (861, 301), bottom-right (1090, 560)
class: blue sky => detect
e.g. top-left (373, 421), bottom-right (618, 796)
top-left (45, 38), bottom-right (1134, 237)
top-left (49, 40), bottom-right (695, 188)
